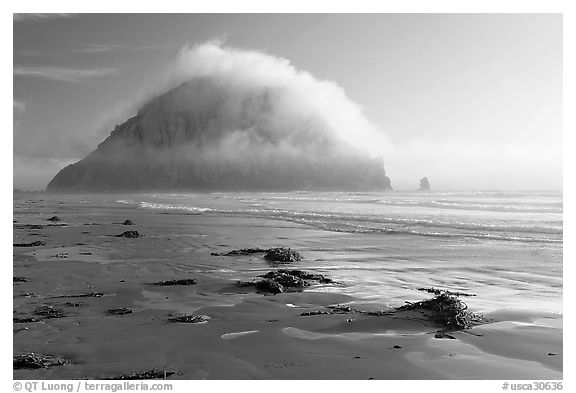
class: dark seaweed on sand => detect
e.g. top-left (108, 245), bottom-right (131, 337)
top-left (14, 240), bottom-right (46, 247)
top-left (53, 292), bottom-right (104, 298)
top-left (34, 305), bottom-right (66, 319)
top-left (260, 269), bottom-right (334, 283)
top-left (14, 224), bottom-right (44, 230)
top-left (264, 248), bottom-right (303, 262)
top-left (168, 314), bottom-right (209, 323)
top-left (14, 353), bottom-right (66, 369)
top-left (107, 308), bottom-right (133, 315)
top-left (239, 269), bottom-right (335, 294)
top-left (397, 290), bottom-right (483, 329)
top-left (417, 287), bottom-right (476, 297)
top-left (301, 310), bottom-right (332, 316)
top-left (220, 247), bottom-right (266, 256)
top-left (218, 247), bottom-right (303, 262)
top-left (115, 230), bottom-right (140, 238)
top-left (13, 314), bottom-right (40, 323)
top-left (13, 276), bottom-right (27, 282)
top-left (103, 368), bottom-right (177, 380)
top-left (152, 279), bottom-right (197, 286)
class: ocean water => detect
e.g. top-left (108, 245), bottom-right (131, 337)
top-left (123, 190), bottom-right (563, 314)
top-left (134, 191), bottom-right (563, 244)
top-left (16, 190), bottom-right (563, 314)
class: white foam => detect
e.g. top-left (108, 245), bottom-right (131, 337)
top-left (221, 330), bottom-right (259, 340)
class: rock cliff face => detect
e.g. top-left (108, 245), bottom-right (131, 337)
top-left (47, 78), bottom-right (393, 192)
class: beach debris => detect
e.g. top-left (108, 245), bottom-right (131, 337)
top-left (13, 313), bottom-right (40, 323)
top-left (13, 276), bottom-right (27, 283)
top-left (264, 248), bottom-right (303, 262)
top-left (152, 278), bottom-right (198, 286)
top-left (14, 240), bottom-right (46, 247)
top-left (417, 287), bottom-right (476, 297)
top-left (14, 224), bottom-right (44, 230)
top-left (115, 230), bottom-right (141, 238)
top-left (79, 251), bottom-right (92, 255)
top-left (224, 247), bottom-right (267, 256)
top-left (50, 253), bottom-right (69, 258)
top-left (547, 352), bottom-right (556, 356)
top-left (327, 305), bottom-right (354, 314)
top-left (107, 308), bottom-right (133, 315)
top-left (103, 368), bottom-right (177, 380)
top-left (34, 305), bottom-right (66, 319)
top-left (261, 269), bottom-right (334, 283)
top-left (122, 219), bottom-right (133, 225)
top-left (168, 314), bottom-right (209, 324)
top-left (46, 216), bottom-right (61, 222)
top-left (360, 310), bottom-right (392, 316)
top-left (13, 353), bottom-right (66, 369)
top-left (53, 292), bottom-right (104, 299)
top-left (300, 310), bottom-right (331, 316)
top-left (238, 269), bottom-right (335, 294)
top-left (260, 272), bottom-right (306, 289)
top-left (396, 290), bottom-right (483, 330)
top-left (217, 247), bottom-right (303, 262)
top-left (392, 345), bottom-right (402, 349)
top-left (256, 278), bottom-right (285, 294)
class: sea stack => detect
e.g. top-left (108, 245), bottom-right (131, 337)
top-left (47, 78), bottom-right (393, 192)
top-left (418, 177), bottom-right (430, 191)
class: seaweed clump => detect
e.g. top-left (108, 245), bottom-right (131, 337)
top-left (115, 231), bottom-right (140, 238)
top-left (223, 248), bottom-right (266, 256)
top-left (216, 247), bottom-right (303, 262)
top-left (14, 353), bottom-right (66, 369)
top-left (14, 240), bottom-right (46, 247)
top-left (238, 269), bottom-right (335, 294)
top-left (168, 314), bottom-right (209, 324)
top-left (397, 289), bottom-right (483, 330)
top-left (103, 368), bottom-right (177, 380)
top-left (153, 279), bottom-right (197, 286)
top-left (34, 305), bottom-right (66, 319)
top-left (107, 308), bottom-right (133, 315)
top-left (264, 248), bottom-right (302, 262)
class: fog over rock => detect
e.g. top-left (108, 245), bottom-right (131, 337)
top-left (47, 42), bottom-right (392, 192)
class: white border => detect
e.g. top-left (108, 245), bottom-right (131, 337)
top-left (5, 2), bottom-right (574, 392)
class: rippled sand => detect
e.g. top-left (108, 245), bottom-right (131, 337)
top-left (13, 194), bottom-right (562, 379)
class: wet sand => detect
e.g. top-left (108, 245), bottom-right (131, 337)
top-left (13, 196), bottom-right (562, 379)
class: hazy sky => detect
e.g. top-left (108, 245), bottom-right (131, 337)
top-left (13, 13), bottom-right (562, 191)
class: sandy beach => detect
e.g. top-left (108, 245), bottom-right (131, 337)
top-left (13, 193), bottom-right (562, 380)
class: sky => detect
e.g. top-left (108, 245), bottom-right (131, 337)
top-left (13, 13), bottom-right (562, 191)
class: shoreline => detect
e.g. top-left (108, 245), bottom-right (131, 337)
top-left (13, 197), bottom-right (562, 379)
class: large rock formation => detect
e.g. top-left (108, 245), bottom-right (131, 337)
top-left (418, 177), bottom-right (430, 191)
top-left (47, 78), bottom-right (393, 192)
